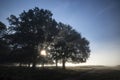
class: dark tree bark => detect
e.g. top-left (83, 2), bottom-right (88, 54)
top-left (28, 63), bottom-right (31, 67)
top-left (41, 63), bottom-right (44, 68)
top-left (55, 59), bottom-right (58, 68)
top-left (19, 63), bottom-right (22, 67)
top-left (62, 58), bottom-right (66, 69)
top-left (32, 60), bottom-right (36, 68)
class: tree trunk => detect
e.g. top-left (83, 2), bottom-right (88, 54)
top-left (19, 63), bottom-right (22, 67)
top-left (28, 63), bottom-right (30, 67)
top-left (32, 46), bottom-right (38, 68)
top-left (62, 58), bottom-right (66, 69)
top-left (55, 59), bottom-right (58, 68)
top-left (32, 61), bottom-right (36, 68)
top-left (42, 63), bottom-right (44, 68)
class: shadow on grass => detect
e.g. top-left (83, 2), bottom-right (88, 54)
top-left (0, 66), bottom-right (78, 80)
top-left (0, 66), bottom-right (120, 80)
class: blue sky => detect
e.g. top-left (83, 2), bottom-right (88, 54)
top-left (0, 0), bottom-right (120, 66)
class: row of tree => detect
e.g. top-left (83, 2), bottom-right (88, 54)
top-left (0, 7), bottom-right (90, 69)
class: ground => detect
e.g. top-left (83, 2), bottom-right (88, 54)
top-left (0, 66), bottom-right (120, 80)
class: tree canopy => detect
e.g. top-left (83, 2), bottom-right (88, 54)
top-left (0, 21), bottom-right (10, 64)
top-left (0, 7), bottom-right (90, 69)
top-left (49, 23), bottom-right (90, 69)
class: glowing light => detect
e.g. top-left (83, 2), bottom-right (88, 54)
top-left (41, 50), bottom-right (47, 56)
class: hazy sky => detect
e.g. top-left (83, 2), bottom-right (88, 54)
top-left (0, 0), bottom-right (120, 66)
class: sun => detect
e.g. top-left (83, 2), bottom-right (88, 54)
top-left (41, 50), bottom-right (47, 56)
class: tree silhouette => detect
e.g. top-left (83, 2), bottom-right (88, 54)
top-left (6, 7), bottom-right (58, 67)
top-left (4, 7), bottom-right (90, 69)
top-left (0, 21), bottom-right (10, 64)
top-left (49, 23), bottom-right (90, 69)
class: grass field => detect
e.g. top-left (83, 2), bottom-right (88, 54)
top-left (0, 66), bottom-right (120, 80)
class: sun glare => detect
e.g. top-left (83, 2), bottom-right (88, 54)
top-left (41, 50), bottom-right (47, 56)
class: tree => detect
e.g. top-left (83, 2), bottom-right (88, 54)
top-left (49, 23), bottom-right (90, 69)
top-left (5, 7), bottom-right (90, 69)
top-left (0, 21), bottom-right (10, 64)
top-left (6, 7), bottom-right (58, 67)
